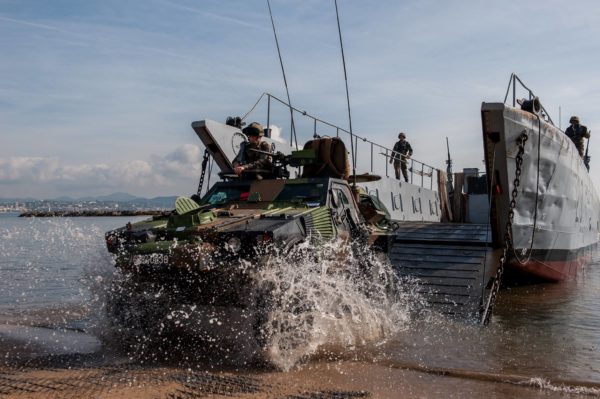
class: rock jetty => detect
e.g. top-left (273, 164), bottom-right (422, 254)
top-left (19, 210), bottom-right (170, 217)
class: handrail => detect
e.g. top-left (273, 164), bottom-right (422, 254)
top-left (503, 73), bottom-right (556, 127)
top-left (241, 92), bottom-right (440, 189)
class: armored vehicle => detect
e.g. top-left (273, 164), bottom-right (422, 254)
top-left (104, 120), bottom-right (396, 354)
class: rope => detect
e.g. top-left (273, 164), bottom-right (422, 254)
top-left (266, 0), bottom-right (298, 150)
top-left (334, 0), bottom-right (356, 184)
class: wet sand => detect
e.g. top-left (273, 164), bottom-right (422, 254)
top-left (1, 327), bottom-right (596, 399)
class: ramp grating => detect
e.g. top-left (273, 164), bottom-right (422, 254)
top-left (391, 222), bottom-right (493, 319)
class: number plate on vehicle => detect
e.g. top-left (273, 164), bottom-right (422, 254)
top-left (131, 253), bottom-right (169, 266)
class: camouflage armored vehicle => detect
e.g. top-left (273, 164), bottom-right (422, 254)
top-left (104, 119), bottom-right (395, 354)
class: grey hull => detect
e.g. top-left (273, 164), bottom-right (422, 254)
top-left (482, 103), bottom-right (600, 280)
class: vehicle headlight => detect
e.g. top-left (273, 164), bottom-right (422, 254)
top-left (225, 237), bottom-right (242, 253)
top-left (145, 231), bottom-right (156, 243)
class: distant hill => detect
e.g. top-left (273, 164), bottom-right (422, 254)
top-left (0, 193), bottom-right (179, 209)
top-left (0, 197), bottom-right (38, 203)
top-left (94, 192), bottom-right (139, 202)
top-left (52, 196), bottom-right (76, 202)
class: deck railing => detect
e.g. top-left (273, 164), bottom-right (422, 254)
top-left (503, 73), bottom-right (555, 126)
top-left (242, 92), bottom-right (440, 190)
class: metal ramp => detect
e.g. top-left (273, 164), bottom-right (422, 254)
top-left (390, 222), bottom-right (494, 319)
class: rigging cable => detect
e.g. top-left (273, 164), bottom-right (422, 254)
top-left (334, 0), bottom-right (356, 185)
top-left (266, 0), bottom-right (298, 150)
top-left (241, 92), bottom-right (266, 122)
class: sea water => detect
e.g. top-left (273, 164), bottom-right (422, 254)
top-left (1, 212), bottom-right (600, 394)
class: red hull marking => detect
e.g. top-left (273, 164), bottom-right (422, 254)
top-left (509, 252), bottom-right (592, 282)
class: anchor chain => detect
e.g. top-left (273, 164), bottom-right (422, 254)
top-left (196, 149), bottom-right (211, 196)
top-left (481, 131), bottom-right (528, 325)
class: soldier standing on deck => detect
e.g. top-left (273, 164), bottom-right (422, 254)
top-left (565, 116), bottom-right (590, 158)
top-left (232, 122), bottom-right (273, 179)
top-left (390, 132), bottom-right (413, 182)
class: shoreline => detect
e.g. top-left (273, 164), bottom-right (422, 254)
top-left (18, 210), bottom-right (170, 217)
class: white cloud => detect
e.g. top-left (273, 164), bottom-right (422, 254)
top-left (0, 145), bottom-right (203, 197)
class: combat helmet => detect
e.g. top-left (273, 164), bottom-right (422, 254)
top-left (570, 116), bottom-right (580, 125)
top-left (242, 122), bottom-right (264, 137)
top-left (398, 132), bottom-right (406, 139)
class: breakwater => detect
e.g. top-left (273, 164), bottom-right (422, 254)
top-left (19, 210), bottom-right (169, 217)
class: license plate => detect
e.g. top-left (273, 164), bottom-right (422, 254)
top-left (131, 253), bottom-right (169, 266)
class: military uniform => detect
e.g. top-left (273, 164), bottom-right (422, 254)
top-left (232, 122), bottom-right (273, 179)
top-left (233, 140), bottom-right (273, 172)
top-left (565, 124), bottom-right (590, 158)
top-left (391, 137), bottom-right (413, 182)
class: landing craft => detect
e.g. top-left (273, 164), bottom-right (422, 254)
top-left (482, 74), bottom-right (600, 282)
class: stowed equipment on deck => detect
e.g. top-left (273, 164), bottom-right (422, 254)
top-left (390, 222), bottom-right (495, 320)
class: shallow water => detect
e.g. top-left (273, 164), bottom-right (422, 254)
top-left (1, 212), bottom-right (600, 397)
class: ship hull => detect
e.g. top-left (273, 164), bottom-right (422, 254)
top-left (482, 103), bottom-right (600, 282)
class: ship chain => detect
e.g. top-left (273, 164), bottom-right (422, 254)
top-left (481, 131), bottom-right (528, 325)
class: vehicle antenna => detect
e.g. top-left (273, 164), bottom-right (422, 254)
top-left (446, 137), bottom-right (454, 196)
top-left (334, 0), bottom-right (356, 187)
top-left (559, 106), bottom-right (561, 130)
top-left (266, 0), bottom-right (298, 150)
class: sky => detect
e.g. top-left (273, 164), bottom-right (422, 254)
top-left (2, 0), bottom-right (600, 199)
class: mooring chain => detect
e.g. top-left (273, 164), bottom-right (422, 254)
top-left (481, 131), bottom-right (528, 325)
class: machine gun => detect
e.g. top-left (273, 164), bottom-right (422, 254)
top-left (248, 148), bottom-right (316, 179)
top-left (584, 130), bottom-right (591, 171)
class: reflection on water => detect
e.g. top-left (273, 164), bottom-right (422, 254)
top-left (1, 213), bottom-right (600, 387)
top-left (385, 251), bottom-right (600, 384)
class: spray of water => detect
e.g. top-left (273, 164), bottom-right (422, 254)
top-left (95, 237), bottom-right (415, 370)
top-left (244, 239), bottom-right (412, 369)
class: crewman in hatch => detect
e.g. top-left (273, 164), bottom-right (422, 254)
top-left (232, 122), bottom-right (273, 179)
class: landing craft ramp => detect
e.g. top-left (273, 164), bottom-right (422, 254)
top-left (390, 222), bottom-right (496, 319)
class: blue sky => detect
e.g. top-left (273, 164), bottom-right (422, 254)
top-left (2, 0), bottom-right (600, 198)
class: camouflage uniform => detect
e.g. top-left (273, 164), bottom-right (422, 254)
top-left (233, 140), bottom-right (273, 172)
top-left (565, 123), bottom-right (590, 158)
top-left (391, 137), bottom-right (413, 182)
top-left (232, 122), bottom-right (273, 179)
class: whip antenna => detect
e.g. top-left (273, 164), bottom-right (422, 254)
top-left (334, 0), bottom-right (356, 184)
top-left (267, 0), bottom-right (298, 149)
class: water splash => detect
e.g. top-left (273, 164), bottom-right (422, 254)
top-left (97, 238), bottom-right (415, 370)
top-left (245, 239), bottom-right (413, 370)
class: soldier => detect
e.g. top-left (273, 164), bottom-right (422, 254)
top-left (389, 132), bottom-right (413, 182)
top-left (232, 122), bottom-right (273, 179)
top-left (565, 116), bottom-right (590, 158)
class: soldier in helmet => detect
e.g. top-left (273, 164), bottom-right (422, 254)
top-left (565, 116), bottom-right (590, 158)
top-left (389, 132), bottom-right (413, 182)
top-left (232, 122), bottom-right (273, 179)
